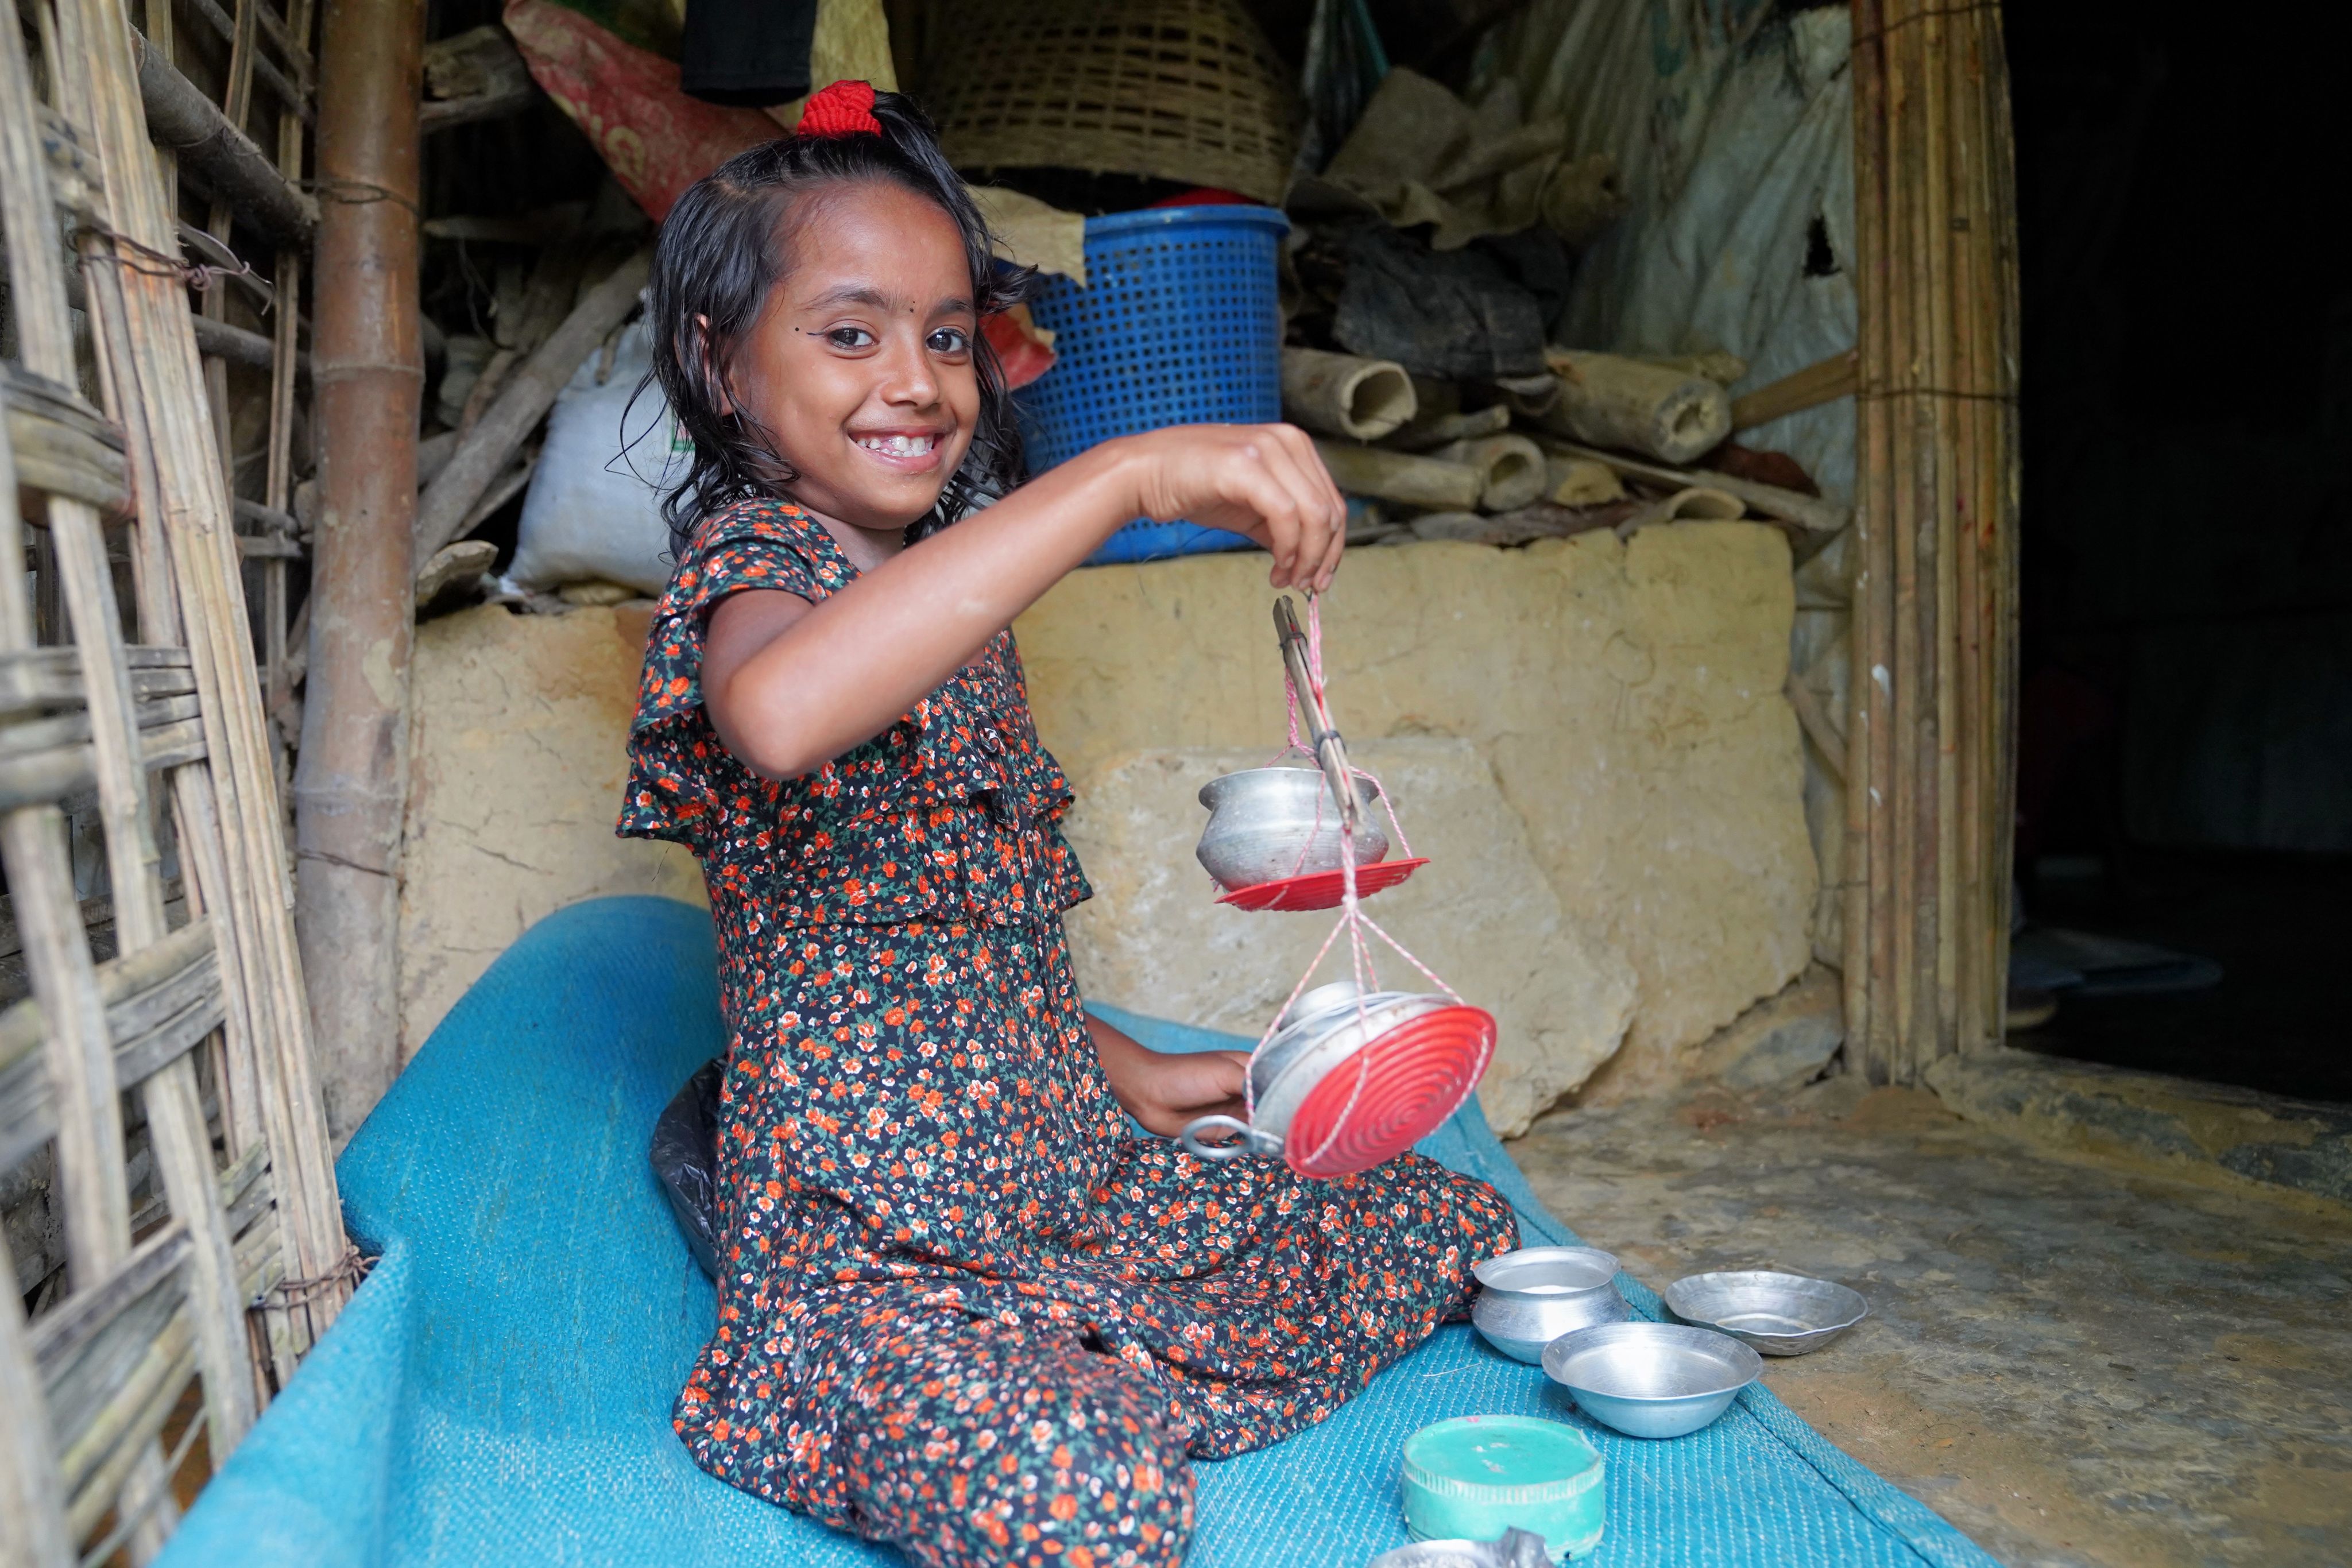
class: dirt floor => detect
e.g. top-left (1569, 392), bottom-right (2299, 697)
top-left (1509, 1072), bottom-right (2352, 1568)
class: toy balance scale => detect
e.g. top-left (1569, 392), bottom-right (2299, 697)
top-left (1178, 597), bottom-right (1495, 1179)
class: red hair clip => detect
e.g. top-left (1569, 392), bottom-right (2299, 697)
top-left (798, 80), bottom-right (881, 138)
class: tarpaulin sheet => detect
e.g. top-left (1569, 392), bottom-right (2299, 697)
top-left (1477, 0), bottom-right (1860, 503)
top-left (160, 897), bottom-right (1993, 1567)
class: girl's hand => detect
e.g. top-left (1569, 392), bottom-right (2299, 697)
top-left (1117, 424), bottom-right (1348, 593)
top-left (1086, 1015), bottom-right (1252, 1139)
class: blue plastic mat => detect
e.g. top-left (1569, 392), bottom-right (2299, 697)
top-left (160, 898), bottom-right (1994, 1568)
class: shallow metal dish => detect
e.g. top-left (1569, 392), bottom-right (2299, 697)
top-left (1471, 1245), bottom-right (1629, 1364)
top-left (1197, 767), bottom-right (1389, 890)
top-left (1541, 1321), bottom-right (1762, 1439)
top-left (1663, 1271), bottom-right (1868, 1357)
top-left (1367, 1528), bottom-right (1550, 1568)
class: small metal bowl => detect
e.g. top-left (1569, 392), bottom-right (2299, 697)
top-left (1663, 1271), bottom-right (1868, 1357)
top-left (1541, 1321), bottom-right (1762, 1440)
top-left (1471, 1246), bottom-right (1629, 1364)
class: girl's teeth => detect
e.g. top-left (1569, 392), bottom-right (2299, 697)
top-left (862, 435), bottom-right (934, 456)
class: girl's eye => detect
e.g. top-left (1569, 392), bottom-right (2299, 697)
top-left (826, 326), bottom-right (877, 350)
top-left (927, 327), bottom-right (972, 355)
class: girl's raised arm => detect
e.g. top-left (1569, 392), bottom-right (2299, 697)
top-left (702, 422), bottom-right (1344, 781)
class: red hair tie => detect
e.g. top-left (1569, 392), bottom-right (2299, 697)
top-left (798, 80), bottom-right (881, 138)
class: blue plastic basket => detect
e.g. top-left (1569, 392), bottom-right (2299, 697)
top-left (1014, 204), bottom-right (1291, 566)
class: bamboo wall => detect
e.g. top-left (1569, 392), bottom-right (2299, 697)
top-left (1843, 0), bottom-right (2022, 1085)
top-left (2, 0), bottom-right (350, 1558)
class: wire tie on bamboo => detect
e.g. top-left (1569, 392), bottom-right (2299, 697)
top-left (301, 175), bottom-right (423, 215)
top-left (76, 219), bottom-right (263, 299)
top-left (245, 1244), bottom-right (373, 1390)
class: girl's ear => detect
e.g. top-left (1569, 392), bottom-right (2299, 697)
top-left (694, 312), bottom-right (736, 419)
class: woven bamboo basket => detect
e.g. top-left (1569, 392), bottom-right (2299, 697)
top-left (925, 0), bottom-right (1302, 206)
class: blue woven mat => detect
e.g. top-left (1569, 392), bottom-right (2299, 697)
top-left (160, 898), bottom-right (1993, 1568)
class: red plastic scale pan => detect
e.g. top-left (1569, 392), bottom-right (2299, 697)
top-left (1285, 1004), bottom-right (1496, 1178)
top-left (1216, 857), bottom-right (1429, 912)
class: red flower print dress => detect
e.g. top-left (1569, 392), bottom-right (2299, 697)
top-left (620, 498), bottom-right (1518, 1568)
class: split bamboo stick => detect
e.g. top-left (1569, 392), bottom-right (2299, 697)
top-left (1948, 3), bottom-right (1991, 1056)
top-left (1848, 0), bottom-right (1895, 1081)
top-left (0, 1229), bottom-right (74, 1568)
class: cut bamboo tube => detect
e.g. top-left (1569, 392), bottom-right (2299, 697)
top-left (1384, 402), bottom-right (1509, 452)
top-left (1538, 350), bottom-right (1732, 464)
top-left (1532, 439), bottom-right (1848, 535)
top-left (1279, 348), bottom-right (1416, 442)
top-left (1313, 441), bottom-right (1482, 511)
top-left (1428, 433), bottom-right (1545, 512)
top-left (1614, 485), bottom-right (1742, 540)
top-left (1542, 454), bottom-right (1623, 506)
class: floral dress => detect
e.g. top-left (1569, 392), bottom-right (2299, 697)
top-left (620, 498), bottom-right (1518, 1568)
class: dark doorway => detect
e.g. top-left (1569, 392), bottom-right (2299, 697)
top-left (2002, 3), bottom-right (2352, 1103)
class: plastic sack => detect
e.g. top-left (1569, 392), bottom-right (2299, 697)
top-left (508, 322), bottom-right (679, 595)
top-left (649, 1055), bottom-right (725, 1278)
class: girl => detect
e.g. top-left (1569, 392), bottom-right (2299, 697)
top-left (621, 81), bottom-right (1518, 1568)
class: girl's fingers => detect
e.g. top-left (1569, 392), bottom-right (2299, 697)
top-left (1273, 425), bottom-right (1348, 590)
top-left (1244, 427), bottom-right (1337, 589)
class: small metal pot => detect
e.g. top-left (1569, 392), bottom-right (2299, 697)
top-left (1196, 767), bottom-right (1390, 891)
top-left (1471, 1246), bottom-right (1631, 1363)
top-left (1179, 979), bottom-right (1445, 1162)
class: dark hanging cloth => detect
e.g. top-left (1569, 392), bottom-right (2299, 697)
top-left (678, 0), bottom-right (819, 108)
top-left (1332, 220), bottom-right (1548, 381)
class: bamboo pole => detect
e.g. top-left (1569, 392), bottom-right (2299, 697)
top-left (1842, 0), bottom-right (1877, 1072)
top-left (1948, 4), bottom-right (1992, 1056)
top-left (1845, 0), bottom-right (2022, 1079)
top-left (1982, 5), bottom-right (2024, 1046)
top-left (1921, 0), bottom-right (1960, 1070)
top-left (296, 0), bottom-right (425, 1139)
top-left (1886, 0), bottom-right (1926, 1085)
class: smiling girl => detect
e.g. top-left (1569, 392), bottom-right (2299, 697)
top-left (620, 82), bottom-right (1517, 1568)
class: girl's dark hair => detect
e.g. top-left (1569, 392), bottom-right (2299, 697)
top-left (639, 91), bottom-right (1028, 557)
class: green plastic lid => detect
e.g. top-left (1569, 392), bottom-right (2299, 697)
top-left (1401, 1416), bottom-right (1605, 1560)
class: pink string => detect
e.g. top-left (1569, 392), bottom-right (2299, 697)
top-left (1240, 592), bottom-right (1463, 1170)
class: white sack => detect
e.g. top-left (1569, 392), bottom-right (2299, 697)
top-left (508, 324), bottom-right (683, 596)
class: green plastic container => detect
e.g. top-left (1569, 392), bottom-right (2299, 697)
top-left (1400, 1415), bottom-right (1605, 1561)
